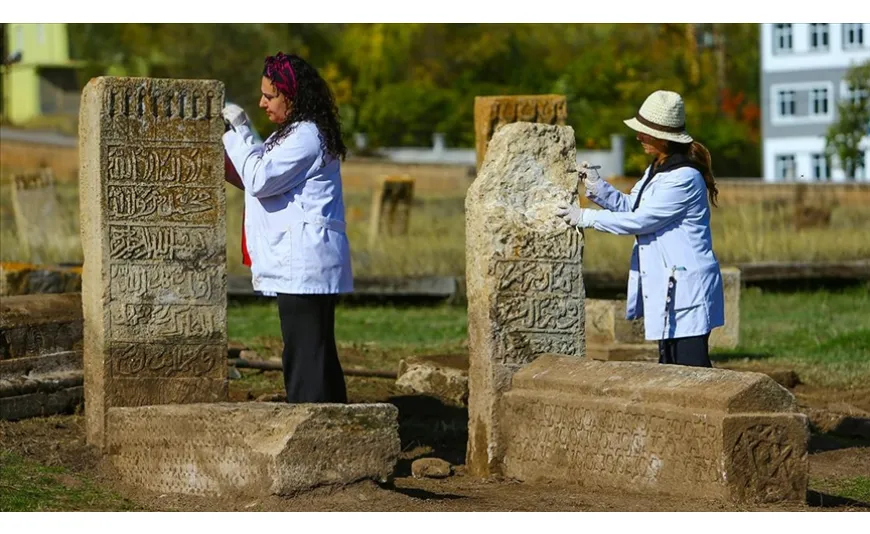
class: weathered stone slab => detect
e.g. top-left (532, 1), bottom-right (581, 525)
top-left (473, 95), bottom-right (568, 170)
top-left (0, 293), bottom-right (83, 360)
top-left (106, 403), bottom-right (400, 497)
top-left (368, 175), bottom-right (414, 246)
top-left (11, 169), bottom-right (67, 264)
top-left (586, 343), bottom-right (658, 362)
top-left (0, 262), bottom-right (83, 297)
top-left (0, 384), bottom-right (83, 421)
top-left (501, 355), bottom-right (808, 504)
top-left (79, 77), bottom-right (228, 449)
top-left (710, 267), bottom-right (740, 349)
top-left (465, 122), bottom-right (585, 477)
top-left (396, 354), bottom-right (468, 406)
top-left (0, 351), bottom-right (84, 420)
top-left (585, 298), bottom-right (645, 345)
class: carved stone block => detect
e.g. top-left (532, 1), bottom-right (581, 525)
top-left (79, 77), bottom-right (227, 449)
top-left (106, 403), bottom-right (401, 497)
top-left (501, 355), bottom-right (808, 504)
top-left (473, 95), bottom-right (567, 171)
top-left (465, 122), bottom-right (584, 477)
top-left (710, 267), bottom-right (741, 349)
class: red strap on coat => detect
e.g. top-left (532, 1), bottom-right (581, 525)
top-left (225, 153), bottom-right (252, 268)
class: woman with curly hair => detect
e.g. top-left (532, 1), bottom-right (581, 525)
top-left (222, 52), bottom-right (352, 403)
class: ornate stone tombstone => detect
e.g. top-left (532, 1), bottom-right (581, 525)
top-left (465, 122), bottom-right (585, 477)
top-left (78, 77), bottom-right (227, 448)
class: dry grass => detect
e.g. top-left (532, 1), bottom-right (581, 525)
top-left (1, 180), bottom-right (869, 276)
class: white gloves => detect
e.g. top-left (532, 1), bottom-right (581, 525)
top-left (222, 103), bottom-right (250, 130)
top-left (556, 203), bottom-right (596, 228)
top-left (579, 161), bottom-right (602, 196)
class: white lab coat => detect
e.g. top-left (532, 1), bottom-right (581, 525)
top-left (223, 120), bottom-right (353, 295)
top-left (585, 159), bottom-right (725, 340)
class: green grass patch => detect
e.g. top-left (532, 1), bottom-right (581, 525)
top-left (228, 301), bottom-right (467, 352)
top-left (0, 451), bottom-right (136, 511)
top-left (711, 285), bottom-right (870, 388)
top-left (229, 286), bottom-right (869, 389)
top-left (810, 476), bottom-right (870, 504)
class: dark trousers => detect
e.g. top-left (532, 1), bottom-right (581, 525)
top-left (658, 333), bottom-right (712, 368)
top-left (277, 294), bottom-right (347, 403)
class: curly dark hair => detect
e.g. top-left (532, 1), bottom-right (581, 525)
top-left (263, 54), bottom-right (347, 160)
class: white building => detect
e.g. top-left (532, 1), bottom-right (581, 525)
top-left (761, 23), bottom-right (870, 182)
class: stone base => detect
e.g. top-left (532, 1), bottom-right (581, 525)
top-left (106, 402), bottom-right (401, 497)
top-left (586, 343), bottom-right (658, 362)
top-left (585, 299), bottom-right (645, 345)
top-left (0, 262), bottom-right (82, 297)
top-left (500, 355), bottom-right (808, 504)
top-left (0, 351), bottom-right (84, 420)
top-left (396, 354), bottom-right (469, 405)
top-left (0, 293), bottom-right (83, 359)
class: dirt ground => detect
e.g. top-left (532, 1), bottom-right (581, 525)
top-left (1, 366), bottom-right (868, 512)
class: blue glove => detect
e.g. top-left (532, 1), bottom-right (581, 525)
top-left (556, 202), bottom-right (596, 228)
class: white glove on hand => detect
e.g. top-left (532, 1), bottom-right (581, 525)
top-left (222, 104), bottom-right (249, 129)
top-left (556, 202), bottom-right (596, 228)
top-left (579, 161), bottom-right (602, 196)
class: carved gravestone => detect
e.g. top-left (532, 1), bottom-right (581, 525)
top-left (473, 95), bottom-right (568, 171)
top-left (501, 356), bottom-right (809, 504)
top-left (709, 267), bottom-right (741, 349)
top-left (465, 122), bottom-right (585, 477)
top-left (368, 175), bottom-right (414, 247)
top-left (79, 77), bottom-right (227, 448)
top-left (11, 168), bottom-right (65, 263)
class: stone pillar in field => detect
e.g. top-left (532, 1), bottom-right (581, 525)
top-left (79, 77), bottom-right (227, 448)
top-left (710, 267), bottom-right (741, 349)
top-left (465, 122), bottom-right (585, 477)
top-left (368, 175), bottom-right (415, 247)
top-left (11, 168), bottom-right (64, 263)
top-left (473, 95), bottom-right (568, 171)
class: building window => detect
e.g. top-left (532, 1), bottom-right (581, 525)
top-left (778, 90), bottom-right (796, 116)
top-left (774, 24), bottom-right (793, 53)
top-left (812, 154), bottom-right (829, 181)
top-left (776, 155), bottom-right (797, 180)
top-left (843, 23), bottom-right (865, 49)
top-left (845, 84), bottom-right (869, 107)
top-left (810, 24), bottom-right (830, 50)
top-left (811, 88), bottom-right (829, 115)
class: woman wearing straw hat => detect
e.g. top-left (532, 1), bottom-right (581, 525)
top-left (556, 90), bottom-right (724, 367)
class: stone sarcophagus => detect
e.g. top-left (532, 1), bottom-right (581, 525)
top-left (500, 355), bottom-right (809, 504)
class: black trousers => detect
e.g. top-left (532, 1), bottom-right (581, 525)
top-left (276, 294), bottom-right (347, 403)
top-left (658, 333), bottom-right (712, 368)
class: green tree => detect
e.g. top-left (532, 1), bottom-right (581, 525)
top-left (826, 60), bottom-right (870, 180)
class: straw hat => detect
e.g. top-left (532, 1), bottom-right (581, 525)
top-left (623, 90), bottom-right (693, 144)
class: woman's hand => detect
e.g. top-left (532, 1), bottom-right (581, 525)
top-left (579, 161), bottom-right (602, 196)
top-left (556, 202), bottom-right (596, 228)
top-left (222, 103), bottom-right (250, 130)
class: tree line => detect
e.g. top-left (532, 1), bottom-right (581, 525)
top-left (68, 23), bottom-right (766, 177)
